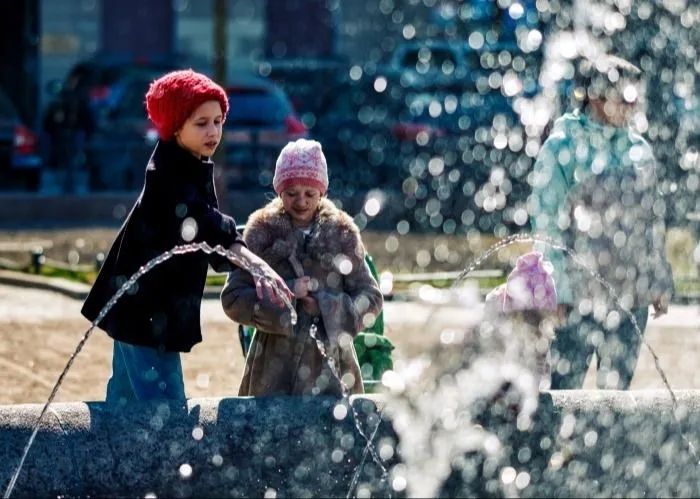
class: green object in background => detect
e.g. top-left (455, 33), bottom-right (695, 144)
top-left (237, 253), bottom-right (394, 392)
top-left (360, 254), bottom-right (385, 335)
top-left (355, 332), bottom-right (394, 393)
top-left (354, 254), bottom-right (394, 392)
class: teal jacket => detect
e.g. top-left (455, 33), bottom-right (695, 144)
top-left (531, 110), bottom-right (674, 306)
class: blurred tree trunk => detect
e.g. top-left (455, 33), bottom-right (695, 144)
top-left (212, 0), bottom-right (229, 213)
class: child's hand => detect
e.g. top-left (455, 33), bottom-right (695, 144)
top-left (251, 260), bottom-right (294, 308)
top-left (293, 277), bottom-right (312, 299)
top-left (300, 296), bottom-right (320, 317)
top-left (229, 243), bottom-right (294, 308)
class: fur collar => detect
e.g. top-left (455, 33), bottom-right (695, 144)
top-left (243, 197), bottom-right (362, 265)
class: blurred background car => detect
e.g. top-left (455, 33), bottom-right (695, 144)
top-left (42, 55), bottom-right (181, 129)
top-left (310, 40), bottom-right (547, 224)
top-left (0, 86), bottom-right (41, 191)
top-left (384, 39), bottom-right (480, 86)
top-left (257, 58), bottom-right (349, 120)
top-left (84, 71), bottom-right (163, 191)
top-left (310, 75), bottom-right (406, 192)
top-left (220, 74), bottom-right (308, 189)
top-left (64, 70), bottom-right (305, 192)
top-left (40, 56), bottom-right (180, 192)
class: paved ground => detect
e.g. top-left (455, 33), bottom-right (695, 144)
top-left (1, 284), bottom-right (699, 405)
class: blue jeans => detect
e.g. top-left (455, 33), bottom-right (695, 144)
top-left (106, 340), bottom-right (186, 405)
top-left (551, 307), bottom-right (649, 390)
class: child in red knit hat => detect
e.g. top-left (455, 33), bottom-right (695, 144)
top-left (82, 69), bottom-right (293, 406)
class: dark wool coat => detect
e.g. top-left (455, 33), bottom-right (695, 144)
top-left (81, 140), bottom-right (243, 352)
top-left (221, 197), bottom-right (383, 397)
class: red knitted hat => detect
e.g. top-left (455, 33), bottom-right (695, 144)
top-left (145, 69), bottom-right (229, 140)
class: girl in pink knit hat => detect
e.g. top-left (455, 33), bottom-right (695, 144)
top-left (221, 139), bottom-right (383, 396)
top-left (484, 251), bottom-right (559, 390)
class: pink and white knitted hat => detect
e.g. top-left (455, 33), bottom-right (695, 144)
top-left (485, 252), bottom-right (557, 314)
top-left (273, 139), bottom-right (329, 195)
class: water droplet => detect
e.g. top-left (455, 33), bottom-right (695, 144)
top-left (357, 485), bottom-right (372, 499)
top-left (501, 466), bottom-right (517, 485)
top-left (331, 449), bottom-right (345, 463)
top-left (509, 2), bottom-right (525, 19)
top-left (180, 218), bottom-right (198, 242)
top-left (374, 76), bottom-right (387, 93)
top-left (515, 471), bottom-right (531, 489)
top-left (379, 442), bottom-right (395, 460)
top-left (175, 203), bottom-right (188, 218)
top-left (192, 426), bottom-right (204, 441)
top-left (584, 430), bottom-right (599, 447)
top-left (349, 65), bottom-right (363, 80)
top-left (364, 198), bottom-right (381, 217)
top-left (392, 475), bottom-right (407, 492)
top-left (468, 31), bottom-right (484, 50)
top-left (341, 372), bottom-right (356, 388)
top-left (334, 255), bottom-right (353, 275)
top-left (196, 373), bottom-right (210, 389)
top-left (68, 250), bottom-right (80, 266)
top-left (179, 463), bottom-right (193, 479)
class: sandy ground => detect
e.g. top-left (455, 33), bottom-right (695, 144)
top-left (0, 225), bottom-right (696, 279)
top-left (1, 283), bottom-right (700, 405)
top-left (1, 225), bottom-right (699, 405)
top-left (0, 226), bottom-right (541, 276)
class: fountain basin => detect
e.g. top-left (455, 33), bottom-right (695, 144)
top-left (1, 391), bottom-right (700, 497)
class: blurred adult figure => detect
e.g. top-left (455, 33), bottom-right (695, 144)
top-left (531, 52), bottom-right (674, 389)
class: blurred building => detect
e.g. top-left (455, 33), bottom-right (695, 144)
top-left (0, 0), bottom-right (540, 128)
top-left (0, 1), bottom-right (40, 128)
top-left (0, 0), bottom-right (412, 129)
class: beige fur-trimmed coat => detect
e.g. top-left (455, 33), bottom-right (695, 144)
top-left (221, 197), bottom-right (383, 397)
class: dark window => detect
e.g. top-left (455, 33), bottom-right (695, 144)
top-left (62, 63), bottom-right (94, 93)
top-left (62, 62), bottom-right (172, 96)
top-left (463, 51), bottom-right (483, 70)
top-left (400, 48), bottom-right (458, 69)
top-left (99, 66), bottom-right (130, 85)
top-left (317, 81), bottom-right (404, 129)
top-left (114, 78), bottom-right (151, 118)
top-left (226, 87), bottom-right (292, 126)
top-left (0, 89), bottom-right (18, 119)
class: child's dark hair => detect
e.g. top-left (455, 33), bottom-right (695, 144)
top-left (573, 53), bottom-right (642, 111)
